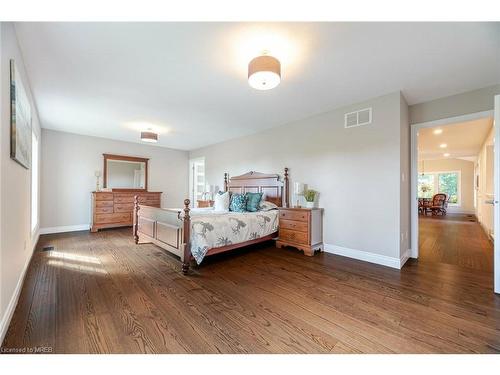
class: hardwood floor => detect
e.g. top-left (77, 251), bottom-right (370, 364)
top-left (419, 213), bottom-right (493, 272)
top-left (2, 227), bottom-right (500, 354)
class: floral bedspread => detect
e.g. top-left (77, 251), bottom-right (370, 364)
top-left (189, 209), bottom-right (279, 264)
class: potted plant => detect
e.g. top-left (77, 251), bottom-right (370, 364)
top-left (303, 189), bottom-right (317, 208)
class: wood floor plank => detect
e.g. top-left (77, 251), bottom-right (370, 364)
top-left (1, 223), bottom-right (499, 354)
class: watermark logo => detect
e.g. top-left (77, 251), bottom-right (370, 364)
top-left (1, 346), bottom-right (53, 354)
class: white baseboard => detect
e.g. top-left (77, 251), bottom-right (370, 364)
top-left (324, 244), bottom-right (408, 269)
top-left (40, 224), bottom-right (90, 235)
top-left (400, 248), bottom-right (411, 268)
top-left (0, 244), bottom-right (35, 345)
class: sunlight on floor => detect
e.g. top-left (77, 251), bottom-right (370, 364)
top-left (46, 250), bottom-right (106, 274)
top-left (48, 250), bottom-right (101, 264)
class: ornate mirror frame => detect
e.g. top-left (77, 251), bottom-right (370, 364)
top-left (103, 153), bottom-right (149, 192)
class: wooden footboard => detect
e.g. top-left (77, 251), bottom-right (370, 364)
top-left (134, 196), bottom-right (192, 274)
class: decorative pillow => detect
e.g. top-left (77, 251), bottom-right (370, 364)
top-left (259, 200), bottom-right (278, 211)
top-left (245, 192), bottom-right (263, 212)
top-left (213, 191), bottom-right (230, 212)
top-left (229, 193), bottom-right (247, 212)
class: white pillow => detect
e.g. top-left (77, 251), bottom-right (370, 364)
top-left (213, 192), bottom-right (230, 212)
top-left (259, 200), bottom-right (278, 211)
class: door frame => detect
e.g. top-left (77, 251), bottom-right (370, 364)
top-left (410, 110), bottom-right (494, 261)
top-left (494, 95), bottom-right (500, 294)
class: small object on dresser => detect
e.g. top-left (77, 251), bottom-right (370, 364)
top-left (95, 170), bottom-right (101, 192)
top-left (276, 207), bottom-right (323, 256)
top-left (197, 199), bottom-right (214, 208)
top-left (294, 182), bottom-right (305, 207)
top-left (303, 189), bottom-right (317, 208)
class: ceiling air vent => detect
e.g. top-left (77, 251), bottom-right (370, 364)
top-left (344, 107), bottom-right (372, 128)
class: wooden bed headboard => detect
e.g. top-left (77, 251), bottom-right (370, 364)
top-left (223, 168), bottom-right (289, 207)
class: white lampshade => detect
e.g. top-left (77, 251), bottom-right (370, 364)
top-left (141, 130), bottom-right (158, 143)
top-left (294, 182), bottom-right (305, 195)
top-left (248, 55), bottom-right (281, 90)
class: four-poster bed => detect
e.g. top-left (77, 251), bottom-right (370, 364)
top-left (133, 168), bottom-right (289, 274)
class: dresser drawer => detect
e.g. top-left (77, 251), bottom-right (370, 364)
top-left (95, 193), bottom-right (114, 201)
top-left (95, 213), bottom-right (131, 224)
top-left (279, 210), bottom-right (309, 222)
top-left (95, 200), bottom-right (114, 208)
top-left (95, 206), bottom-right (114, 214)
top-left (114, 203), bottom-right (134, 213)
top-left (279, 229), bottom-right (308, 245)
top-left (114, 196), bottom-right (135, 204)
top-left (280, 219), bottom-right (309, 233)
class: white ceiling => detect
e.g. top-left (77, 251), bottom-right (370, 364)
top-left (14, 22), bottom-right (500, 151)
top-left (418, 117), bottom-right (493, 160)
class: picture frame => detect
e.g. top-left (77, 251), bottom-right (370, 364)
top-left (10, 59), bottom-right (32, 169)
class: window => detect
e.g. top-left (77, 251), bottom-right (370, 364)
top-left (31, 131), bottom-right (39, 232)
top-left (418, 174), bottom-right (435, 198)
top-left (417, 171), bottom-right (460, 205)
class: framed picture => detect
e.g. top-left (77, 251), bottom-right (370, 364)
top-left (10, 59), bottom-right (32, 169)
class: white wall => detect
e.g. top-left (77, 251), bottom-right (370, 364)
top-left (0, 22), bottom-right (42, 344)
top-left (190, 91), bottom-right (409, 268)
top-left (418, 158), bottom-right (475, 214)
top-left (409, 84), bottom-right (500, 124)
top-left (40, 129), bottom-right (189, 231)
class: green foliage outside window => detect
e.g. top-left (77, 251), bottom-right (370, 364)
top-left (438, 173), bottom-right (458, 203)
top-left (417, 172), bottom-right (459, 204)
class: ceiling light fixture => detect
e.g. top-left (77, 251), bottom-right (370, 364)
top-left (433, 129), bottom-right (443, 135)
top-left (444, 153), bottom-right (450, 157)
top-left (141, 129), bottom-right (158, 143)
top-left (248, 54), bottom-right (281, 90)
top-left (439, 143), bottom-right (447, 148)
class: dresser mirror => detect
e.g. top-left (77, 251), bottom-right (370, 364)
top-left (103, 154), bottom-right (149, 191)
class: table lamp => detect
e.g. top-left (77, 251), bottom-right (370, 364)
top-left (294, 182), bottom-right (305, 208)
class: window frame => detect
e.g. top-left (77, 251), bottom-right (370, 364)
top-left (31, 131), bottom-right (39, 234)
top-left (417, 170), bottom-right (461, 207)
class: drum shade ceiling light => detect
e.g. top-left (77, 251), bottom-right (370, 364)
top-left (141, 129), bottom-right (158, 143)
top-left (248, 55), bottom-right (281, 90)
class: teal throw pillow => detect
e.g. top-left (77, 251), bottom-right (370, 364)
top-left (245, 192), bottom-right (263, 212)
top-left (229, 193), bottom-right (247, 212)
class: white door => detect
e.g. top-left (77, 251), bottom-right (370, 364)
top-left (189, 158), bottom-right (206, 207)
top-left (494, 95), bottom-right (500, 294)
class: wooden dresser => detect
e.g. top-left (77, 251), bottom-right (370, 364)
top-left (91, 191), bottom-right (161, 232)
top-left (276, 207), bottom-right (323, 256)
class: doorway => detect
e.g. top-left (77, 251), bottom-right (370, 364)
top-left (189, 157), bottom-right (206, 208)
top-left (410, 106), bottom-right (499, 293)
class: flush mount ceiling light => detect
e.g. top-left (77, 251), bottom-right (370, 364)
top-left (141, 129), bottom-right (158, 143)
top-left (248, 55), bottom-right (281, 90)
top-left (439, 143), bottom-right (447, 148)
top-left (433, 128), bottom-right (443, 135)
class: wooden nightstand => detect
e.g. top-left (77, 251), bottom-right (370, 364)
top-left (276, 207), bottom-right (323, 256)
top-left (197, 199), bottom-right (214, 208)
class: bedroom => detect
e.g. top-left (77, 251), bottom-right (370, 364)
top-left (1, 1), bottom-right (500, 373)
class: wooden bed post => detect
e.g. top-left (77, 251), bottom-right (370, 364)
top-left (284, 167), bottom-right (289, 208)
top-left (182, 199), bottom-right (191, 274)
top-left (224, 173), bottom-right (228, 192)
top-left (133, 195), bottom-right (140, 244)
